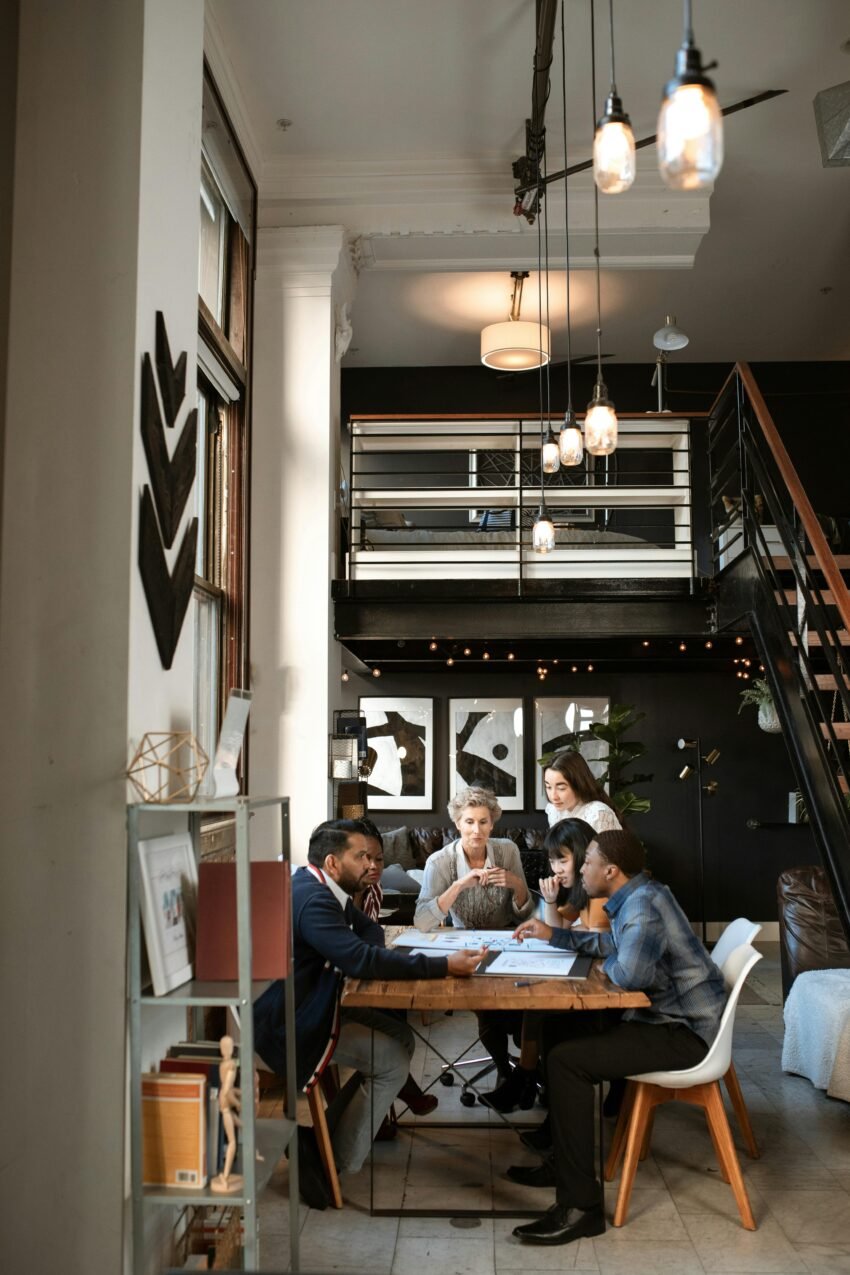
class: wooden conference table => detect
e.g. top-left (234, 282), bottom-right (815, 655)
top-left (341, 929), bottom-right (650, 1218)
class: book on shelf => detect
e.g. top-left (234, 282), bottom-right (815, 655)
top-left (167, 1040), bottom-right (240, 1060)
top-left (160, 1057), bottom-right (222, 1084)
top-left (207, 1085), bottom-right (222, 1179)
top-left (195, 860), bottom-right (291, 980)
top-left (142, 1072), bottom-right (207, 1189)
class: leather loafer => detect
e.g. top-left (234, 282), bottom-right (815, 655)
top-left (513, 1201), bottom-right (605, 1245)
top-left (506, 1159), bottom-right (556, 1188)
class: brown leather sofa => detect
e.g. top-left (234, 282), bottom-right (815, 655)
top-left (777, 865), bottom-right (850, 999)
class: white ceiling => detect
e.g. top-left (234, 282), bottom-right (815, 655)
top-left (207, 0), bottom-right (850, 365)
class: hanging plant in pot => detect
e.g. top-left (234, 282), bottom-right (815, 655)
top-left (738, 678), bottom-right (781, 734)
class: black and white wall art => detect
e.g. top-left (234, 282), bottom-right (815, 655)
top-left (534, 697), bottom-right (610, 807)
top-left (359, 697), bottom-right (433, 810)
top-left (449, 697), bottom-right (524, 811)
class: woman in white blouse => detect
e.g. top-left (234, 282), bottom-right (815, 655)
top-left (543, 751), bottom-right (622, 834)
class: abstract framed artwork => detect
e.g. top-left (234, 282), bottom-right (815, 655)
top-left (449, 697), bottom-right (524, 811)
top-left (534, 696), bottom-right (610, 808)
top-left (359, 697), bottom-right (434, 810)
top-left (137, 832), bottom-right (198, 996)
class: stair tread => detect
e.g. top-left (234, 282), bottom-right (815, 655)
top-left (769, 555), bottom-right (850, 570)
top-left (820, 723), bottom-right (850, 740)
top-left (778, 589), bottom-right (840, 606)
top-left (790, 631), bottom-right (850, 647)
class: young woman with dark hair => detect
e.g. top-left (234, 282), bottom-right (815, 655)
top-left (543, 751), bottom-right (622, 834)
top-left (540, 817), bottom-right (610, 933)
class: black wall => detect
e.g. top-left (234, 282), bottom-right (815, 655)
top-left (349, 665), bottom-right (819, 926)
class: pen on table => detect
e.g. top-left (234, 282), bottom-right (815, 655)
top-left (513, 978), bottom-right (551, 987)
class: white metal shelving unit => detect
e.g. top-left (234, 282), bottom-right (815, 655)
top-left (127, 795), bottom-right (299, 1273)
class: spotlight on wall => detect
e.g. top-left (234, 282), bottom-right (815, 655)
top-left (341, 670), bottom-right (350, 683)
top-left (703, 747), bottom-right (721, 766)
top-left (678, 737), bottom-right (698, 751)
top-left (702, 780), bottom-right (719, 797)
top-left (678, 764), bottom-right (695, 780)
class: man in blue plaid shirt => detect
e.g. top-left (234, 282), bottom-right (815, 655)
top-left (508, 828), bottom-right (726, 1248)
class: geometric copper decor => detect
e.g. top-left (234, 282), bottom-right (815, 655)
top-left (127, 731), bottom-right (209, 803)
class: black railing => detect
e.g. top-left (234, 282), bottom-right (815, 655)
top-left (708, 365), bottom-right (850, 936)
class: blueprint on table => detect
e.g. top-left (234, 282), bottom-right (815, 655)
top-left (391, 928), bottom-right (558, 954)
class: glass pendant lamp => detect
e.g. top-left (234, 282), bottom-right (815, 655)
top-left (542, 430), bottom-right (561, 474)
top-left (657, 0), bottom-right (723, 190)
top-left (585, 380), bottom-right (618, 456)
top-left (559, 408), bottom-right (584, 466)
top-left (593, 0), bottom-right (635, 194)
top-left (532, 498), bottom-right (556, 555)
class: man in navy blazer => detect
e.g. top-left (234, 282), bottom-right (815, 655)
top-left (254, 820), bottom-right (483, 1203)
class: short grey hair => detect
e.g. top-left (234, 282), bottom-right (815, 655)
top-left (447, 786), bottom-right (502, 824)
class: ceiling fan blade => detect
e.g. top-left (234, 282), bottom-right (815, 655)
top-left (530, 90), bottom-right (788, 186)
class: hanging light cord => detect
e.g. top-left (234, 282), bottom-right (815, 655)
top-left (542, 148), bottom-right (553, 434)
top-left (683, 0), bottom-right (694, 47)
top-left (560, 0), bottom-right (573, 413)
top-left (607, 0), bottom-right (617, 94)
top-left (590, 0), bottom-right (604, 387)
top-left (536, 153), bottom-right (545, 454)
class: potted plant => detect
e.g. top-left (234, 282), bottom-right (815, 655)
top-left (738, 677), bottom-right (781, 733)
top-left (539, 702), bottom-right (653, 818)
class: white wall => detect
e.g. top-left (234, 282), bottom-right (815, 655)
top-left (0, 3), bottom-right (204, 1272)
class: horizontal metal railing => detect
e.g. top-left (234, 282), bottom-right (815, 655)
top-left (344, 414), bottom-right (695, 586)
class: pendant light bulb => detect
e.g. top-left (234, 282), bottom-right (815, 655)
top-left (657, 4), bottom-right (723, 190)
top-left (559, 408), bottom-right (583, 467)
top-left (541, 431), bottom-right (560, 474)
top-left (532, 501), bottom-right (556, 555)
top-left (593, 93), bottom-right (636, 194)
top-left (585, 380), bottom-right (618, 456)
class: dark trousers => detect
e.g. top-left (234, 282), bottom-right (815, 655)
top-left (544, 1013), bottom-right (707, 1209)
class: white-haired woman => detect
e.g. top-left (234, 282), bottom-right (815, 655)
top-left (414, 787), bottom-right (533, 1094)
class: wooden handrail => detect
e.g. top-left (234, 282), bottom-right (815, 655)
top-left (737, 362), bottom-right (850, 636)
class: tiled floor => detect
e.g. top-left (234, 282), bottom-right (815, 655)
top-left (258, 945), bottom-right (850, 1274)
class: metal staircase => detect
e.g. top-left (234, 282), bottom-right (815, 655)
top-left (708, 363), bottom-right (850, 940)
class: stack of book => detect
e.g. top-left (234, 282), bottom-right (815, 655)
top-left (142, 1041), bottom-right (241, 1188)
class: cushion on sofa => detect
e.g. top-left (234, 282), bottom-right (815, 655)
top-left (380, 826), bottom-right (416, 872)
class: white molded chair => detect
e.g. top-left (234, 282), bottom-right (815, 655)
top-left (711, 918), bottom-right (763, 1160)
top-left (711, 917), bottom-right (762, 972)
top-left (605, 943), bottom-right (762, 1231)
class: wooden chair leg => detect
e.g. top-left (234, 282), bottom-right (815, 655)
top-left (306, 1085), bottom-right (344, 1209)
top-left (703, 1081), bottom-right (757, 1231)
top-left (724, 1061), bottom-right (760, 1159)
top-left (704, 1099), bottom-right (731, 1183)
top-left (639, 1108), bottom-right (655, 1161)
top-left (612, 1083), bottom-right (656, 1228)
top-left (604, 1080), bottom-right (635, 1181)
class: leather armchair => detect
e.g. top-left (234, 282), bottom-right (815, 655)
top-left (776, 865), bottom-right (850, 999)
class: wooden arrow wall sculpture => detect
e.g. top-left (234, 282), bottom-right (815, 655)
top-left (138, 313), bottom-right (198, 670)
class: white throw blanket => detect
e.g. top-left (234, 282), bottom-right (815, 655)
top-left (782, 968), bottom-right (850, 1102)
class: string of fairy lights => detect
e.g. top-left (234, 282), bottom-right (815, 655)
top-left (341, 633), bottom-right (764, 684)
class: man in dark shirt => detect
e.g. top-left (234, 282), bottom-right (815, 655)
top-left (253, 820), bottom-right (483, 1204)
top-left (508, 828), bottom-right (726, 1247)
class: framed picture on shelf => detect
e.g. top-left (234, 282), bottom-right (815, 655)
top-left (359, 696), bottom-right (434, 810)
top-left (137, 832), bottom-right (198, 996)
top-left (449, 697), bottom-right (524, 811)
top-left (534, 696), bottom-right (610, 808)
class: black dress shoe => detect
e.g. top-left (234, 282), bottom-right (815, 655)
top-left (513, 1201), bottom-right (605, 1245)
top-left (520, 1117), bottom-right (552, 1154)
top-left (478, 1065), bottom-right (538, 1113)
top-left (506, 1159), bottom-right (556, 1188)
top-left (288, 1126), bottom-right (330, 1210)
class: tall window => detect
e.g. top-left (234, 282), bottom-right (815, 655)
top-left (194, 65), bottom-right (256, 779)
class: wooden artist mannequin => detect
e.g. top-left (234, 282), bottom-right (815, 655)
top-left (210, 1035), bottom-right (243, 1194)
